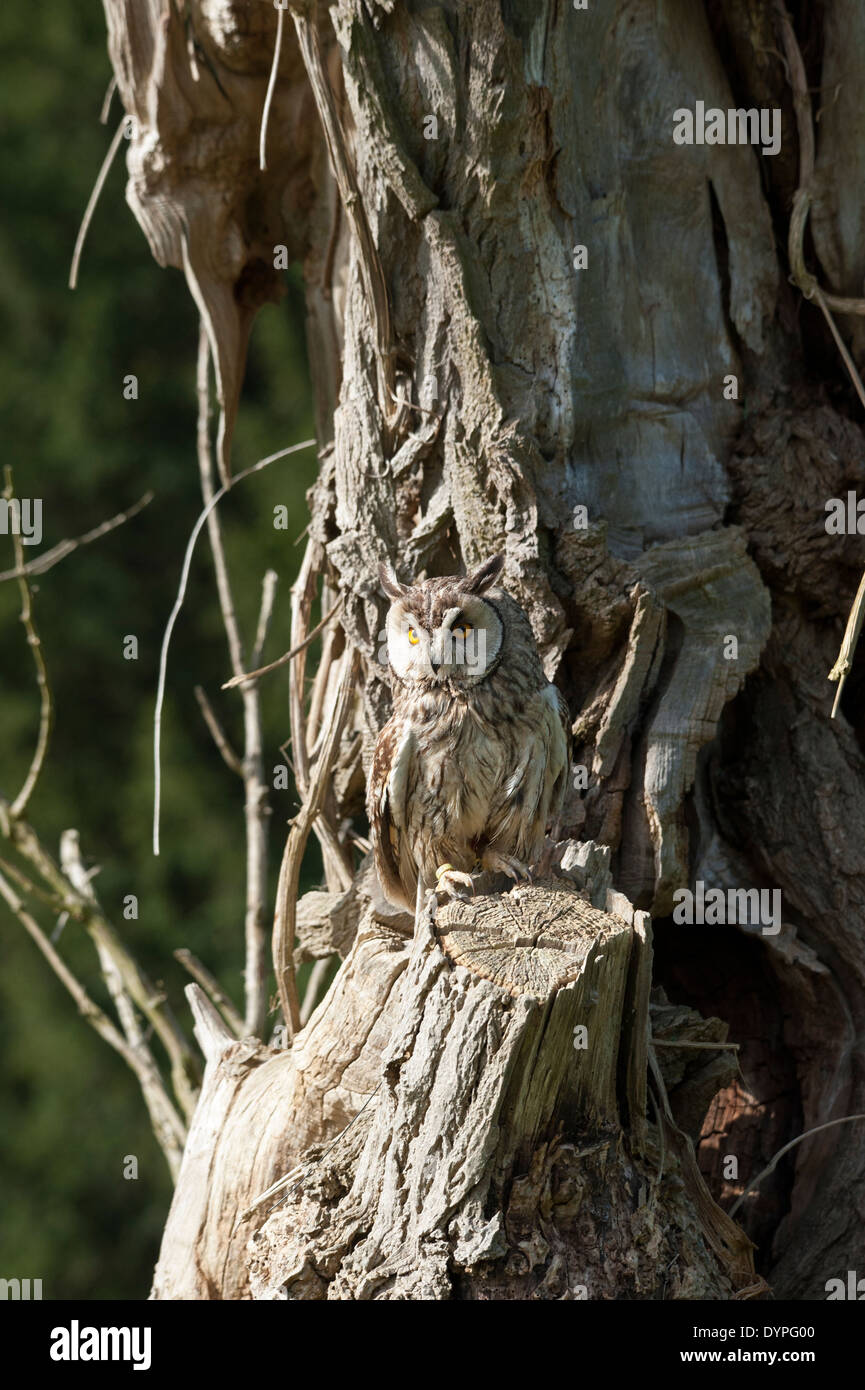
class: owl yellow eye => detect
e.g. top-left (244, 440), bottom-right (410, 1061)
top-left (408, 627), bottom-right (419, 645)
top-left (452, 623), bottom-right (473, 639)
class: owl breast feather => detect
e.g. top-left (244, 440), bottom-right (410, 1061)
top-left (368, 680), bottom-right (569, 910)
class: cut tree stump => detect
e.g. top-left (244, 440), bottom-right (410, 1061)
top-left (150, 844), bottom-right (757, 1299)
top-left (239, 868), bottom-right (757, 1300)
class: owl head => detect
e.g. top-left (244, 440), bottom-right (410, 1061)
top-left (379, 554), bottom-right (505, 688)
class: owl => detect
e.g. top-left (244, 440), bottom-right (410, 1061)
top-left (367, 554), bottom-right (571, 912)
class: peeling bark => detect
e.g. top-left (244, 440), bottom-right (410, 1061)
top-left (245, 870), bottom-right (752, 1301)
top-left (96, 0), bottom-right (865, 1297)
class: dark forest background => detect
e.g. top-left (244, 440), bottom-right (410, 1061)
top-left (0, 5), bottom-right (317, 1298)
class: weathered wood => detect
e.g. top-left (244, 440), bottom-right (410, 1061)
top-left (151, 921), bottom-right (412, 1298)
top-left (245, 876), bottom-right (752, 1300)
top-left (150, 848), bottom-right (751, 1298)
top-left (95, 0), bottom-right (865, 1297)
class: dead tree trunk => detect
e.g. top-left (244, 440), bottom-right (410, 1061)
top-left (98, 0), bottom-right (865, 1298)
top-left (154, 855), bottom-right (753, 1299)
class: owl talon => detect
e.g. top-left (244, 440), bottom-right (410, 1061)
top-left (481, 849), bottom-right (532, 883)
top-left (434, 863), bottom-right (476, 899)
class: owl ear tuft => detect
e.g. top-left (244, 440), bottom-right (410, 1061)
top-left (462, 553), bottom-right (504, 596)
top-left (379, 562), bottom-right (408, 601)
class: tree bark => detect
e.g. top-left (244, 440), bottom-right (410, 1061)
top-left (99, 0), bottom-right (865, 1298)
top-left (154, 853), bottom-right (756, 1299)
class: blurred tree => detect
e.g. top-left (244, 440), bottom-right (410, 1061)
top-left (0, 2), bottom-right (317, 1298)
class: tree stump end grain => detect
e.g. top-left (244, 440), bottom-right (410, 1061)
top-left (436, 878), bottom-right (629, 998)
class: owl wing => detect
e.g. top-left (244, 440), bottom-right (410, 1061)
top-left (544, 682), bottom-right (572, 824)
top-left (490, 682), bottom-right (571, 852)
top-left (367, 715), bottom-right (417, 911)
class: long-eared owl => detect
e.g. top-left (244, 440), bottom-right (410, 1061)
top-left (367, 555), bottom-right (571, 911)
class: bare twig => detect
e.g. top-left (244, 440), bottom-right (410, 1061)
top-left (308, 660), bottom-right (344, 763)
top-left (321, 192), bottom-right (341, 301)
top-left (3, 469), bottom-right (53, 819)
top-left (0, 491), bottom-right (201, 1129)
top-left (813, 288), bottom-right (865, 413)
top-left (773, 3), bottom-right (865, 711)
top-left (776, 0), bottom-right (865, 317)
top-left (194, 685), bottom-right (244, 776)
top-left (305, 641), bottom-right (356, 893)
top-left (0, 479), bottom-right (201, 1122)
top-left (259, 0), bottom-right (285, 171)
top-left (59, 830), bottom-right (101, 903)
top-left (272, 647), bottom-right (360, 1037)
top-left (69, 114), bottom-right (129, 290)
top-left (152, 429), bottom-right (315, 854)
top-left (0, 484), bottom-right (195, 1161)
top-left (287, 536), bottom-right (323, 801)
top-left (0, 868), bottom-right (121, 1053)
top-left (0, 809), bottom-right (200, 1121)
top-left (194, 325), bottom-right (277, 1036)
top-left (651, 1039), bottom-right (740, 1051)
top-left (221, 596), bottom-right (342, 691)
top-left (728, 1113), bottom-right (865, 1218)
top-left (94, 934), bottom-right (187, 1177)
top-left (99, 74), bottom-right (117, 124)
top-left (298, 557), bottom-right (354, 892)
top-left (252, 569), bottom-right (279, 669)
top-left (829, 568), bottom-right (865, 717)
top-left (0, 867), bottom-right (186, 1177)
top-left (51, 912), bottom-right (69, 944)
top-left (174, 948), bottom-right (245, 1039)
top-left (0, 853), bottom-right (63, 912)
top-left (0, 491), bottom-right (153, 584)
top-left (300, 955), bottom-right (332, 1025)
top-left (239, 1161), bottom-right (306, 1221)
top-left (648, 1044), bottom-right (756, 1287)
top-left (306, 594), bottom-right (341, 754)
top-left (285, 545), bottom-right (354, 892)
top-left (197, 329), bottom-right (246, 675)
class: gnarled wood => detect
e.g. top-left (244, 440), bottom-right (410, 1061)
top-left (93, 0), bottom-right (865, 1298)
top-left (245, 877), bottom-right (753, 1300)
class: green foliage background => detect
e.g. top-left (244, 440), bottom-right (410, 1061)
top-left (0, 5), bottom-right (319, 1297)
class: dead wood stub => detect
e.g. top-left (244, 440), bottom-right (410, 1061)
top-left (436, 881), bottom-right (637, 1167)
top-left (147, 862), bottom-right (752, 1299)
top-left (436, 881), bottom-right (628, 997)
top-left (244, 877), bottom-right (750, 1300)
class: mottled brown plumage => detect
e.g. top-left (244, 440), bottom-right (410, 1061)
top-left (367, 555), bottom-right (571, 911)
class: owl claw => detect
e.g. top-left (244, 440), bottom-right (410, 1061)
top-left (480, 849), bottom-right (532, 883)
top-left (434, 863), bottom-right (476, 900)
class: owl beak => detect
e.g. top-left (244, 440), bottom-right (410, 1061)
top-left (429, 634), bottom-right (445, 673)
